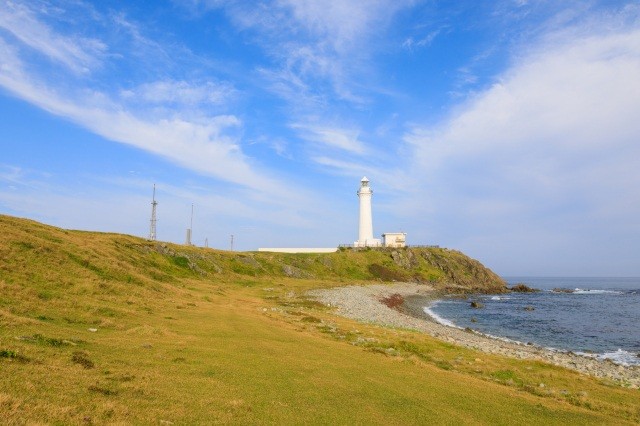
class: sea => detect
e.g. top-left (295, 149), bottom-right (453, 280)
top-left (424, 277), bottom-right (640, 366)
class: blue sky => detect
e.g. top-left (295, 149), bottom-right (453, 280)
top-left (1, 0), bottom-right (639, 276)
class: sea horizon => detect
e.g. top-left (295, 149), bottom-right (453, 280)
top-left (502, 276), bottom-right (640, 290)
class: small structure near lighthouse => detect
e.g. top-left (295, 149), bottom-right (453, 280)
top-left (354, 177), bottom-right (382, 247)
top-left (260, 176), bottom-right (407, 252)
top-left (382, 232), bottom-right (407, 248)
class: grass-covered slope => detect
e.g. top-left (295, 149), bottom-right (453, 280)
top-left (0, 214), bottom-right (638, 424)
top-left (0, 213), bottom-right (507, 298)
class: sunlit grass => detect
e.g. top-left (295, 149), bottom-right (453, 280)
top-left (0, 214), bottom-right (638, 424)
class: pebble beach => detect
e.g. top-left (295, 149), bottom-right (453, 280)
top-left (308, 283), bottom-right (640, 388)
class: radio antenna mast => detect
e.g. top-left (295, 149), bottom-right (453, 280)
top-left (149, 184), bottom-right (158, 241)
top-left (186, 203), bottom-right (194, 245)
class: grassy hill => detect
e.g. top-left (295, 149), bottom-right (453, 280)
top-left (0, 214), bottom-right (638, 424)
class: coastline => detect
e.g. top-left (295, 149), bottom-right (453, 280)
top-left (308, 283), bottom-right (640, 388)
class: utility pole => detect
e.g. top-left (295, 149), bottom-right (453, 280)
top-left (149, 184), bottom-right (158, 241)
top-left (230, 234), bottom-right (234, 251)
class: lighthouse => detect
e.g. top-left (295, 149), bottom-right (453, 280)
top-left (355, 177), bottom-right (381, 247)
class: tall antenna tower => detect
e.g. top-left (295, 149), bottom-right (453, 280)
top-left (185, 204), bottom-right (194, 245)
top-left (149, 184), bottom-right (158, 241)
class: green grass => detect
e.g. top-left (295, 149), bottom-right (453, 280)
top-left (0, 214), bottom-right (638, 424)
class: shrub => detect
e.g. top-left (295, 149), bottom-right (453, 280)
top-left (368, 264), bottom-right (408, 282)
top-left (33, 334), bottom-right (65, 347)
top-left (72, 351), bottom-right (95, 369)
top-left (172, 256), bottom-right (190, 268)
top-left (0, 349), bottom-right (29, 363)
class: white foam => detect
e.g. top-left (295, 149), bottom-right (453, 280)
top-left (422, 305), bottom-right (526, 346)
top-left (489, 296), bottom-right (511, 301)
top-left (598, 349), bottom-right (640, 366)
top-left (572, 288), bottom-right (622, 295)
top-left (422, 306), bottom-right (461, 329)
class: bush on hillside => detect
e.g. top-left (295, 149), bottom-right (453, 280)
top-left (368, 264), bottom-right (408, 282)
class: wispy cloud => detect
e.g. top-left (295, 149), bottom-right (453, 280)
top-left (192, 0), bottom-right (417, 105)
top-left (277, 0), bottom-right (412, 53)
top-left (0, 1), bottom-right (106, 73)
top-left (312, 155), bottom-right (411, 194)
top-left (291, 122), bottom-right (367, 154)
top-left (120, 80), bottom-right (235, 107)
top-left (0, 1), bottom-right (297, 201)
top-left (402, 29), bottom-right (441, 50)
top-left (190, 0), bottom-right (422, 175)
top-left (312, 156), bottom-right (370, 176)
top-left (0, 164), bottom-right (51, 189)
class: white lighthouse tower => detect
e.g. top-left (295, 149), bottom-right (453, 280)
top-left (355, 177), bottom-right (381, 247)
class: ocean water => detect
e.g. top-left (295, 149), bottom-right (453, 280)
top-left (425, 277), bottom-right (640, 366)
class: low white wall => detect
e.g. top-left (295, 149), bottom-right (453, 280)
top-left (257, 247), bottom-right (338, 253)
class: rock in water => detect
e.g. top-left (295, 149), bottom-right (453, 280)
top-left (510, 283), bottom-right (539, 292)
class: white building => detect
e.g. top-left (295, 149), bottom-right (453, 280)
top-left (382, 232), bottom-right (407, 248)
top-left (354, 177), bottom-right (382, 247)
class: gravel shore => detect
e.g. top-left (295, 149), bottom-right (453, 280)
top-left (308, 283), bottom-right (640, 388)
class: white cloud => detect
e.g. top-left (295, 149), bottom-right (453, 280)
top-left (403, 12), bottom-right (640, 274)
top-left (0, 54), bottom-right (261, 187)
top-left (420, 26), bottom-right (640, 160)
